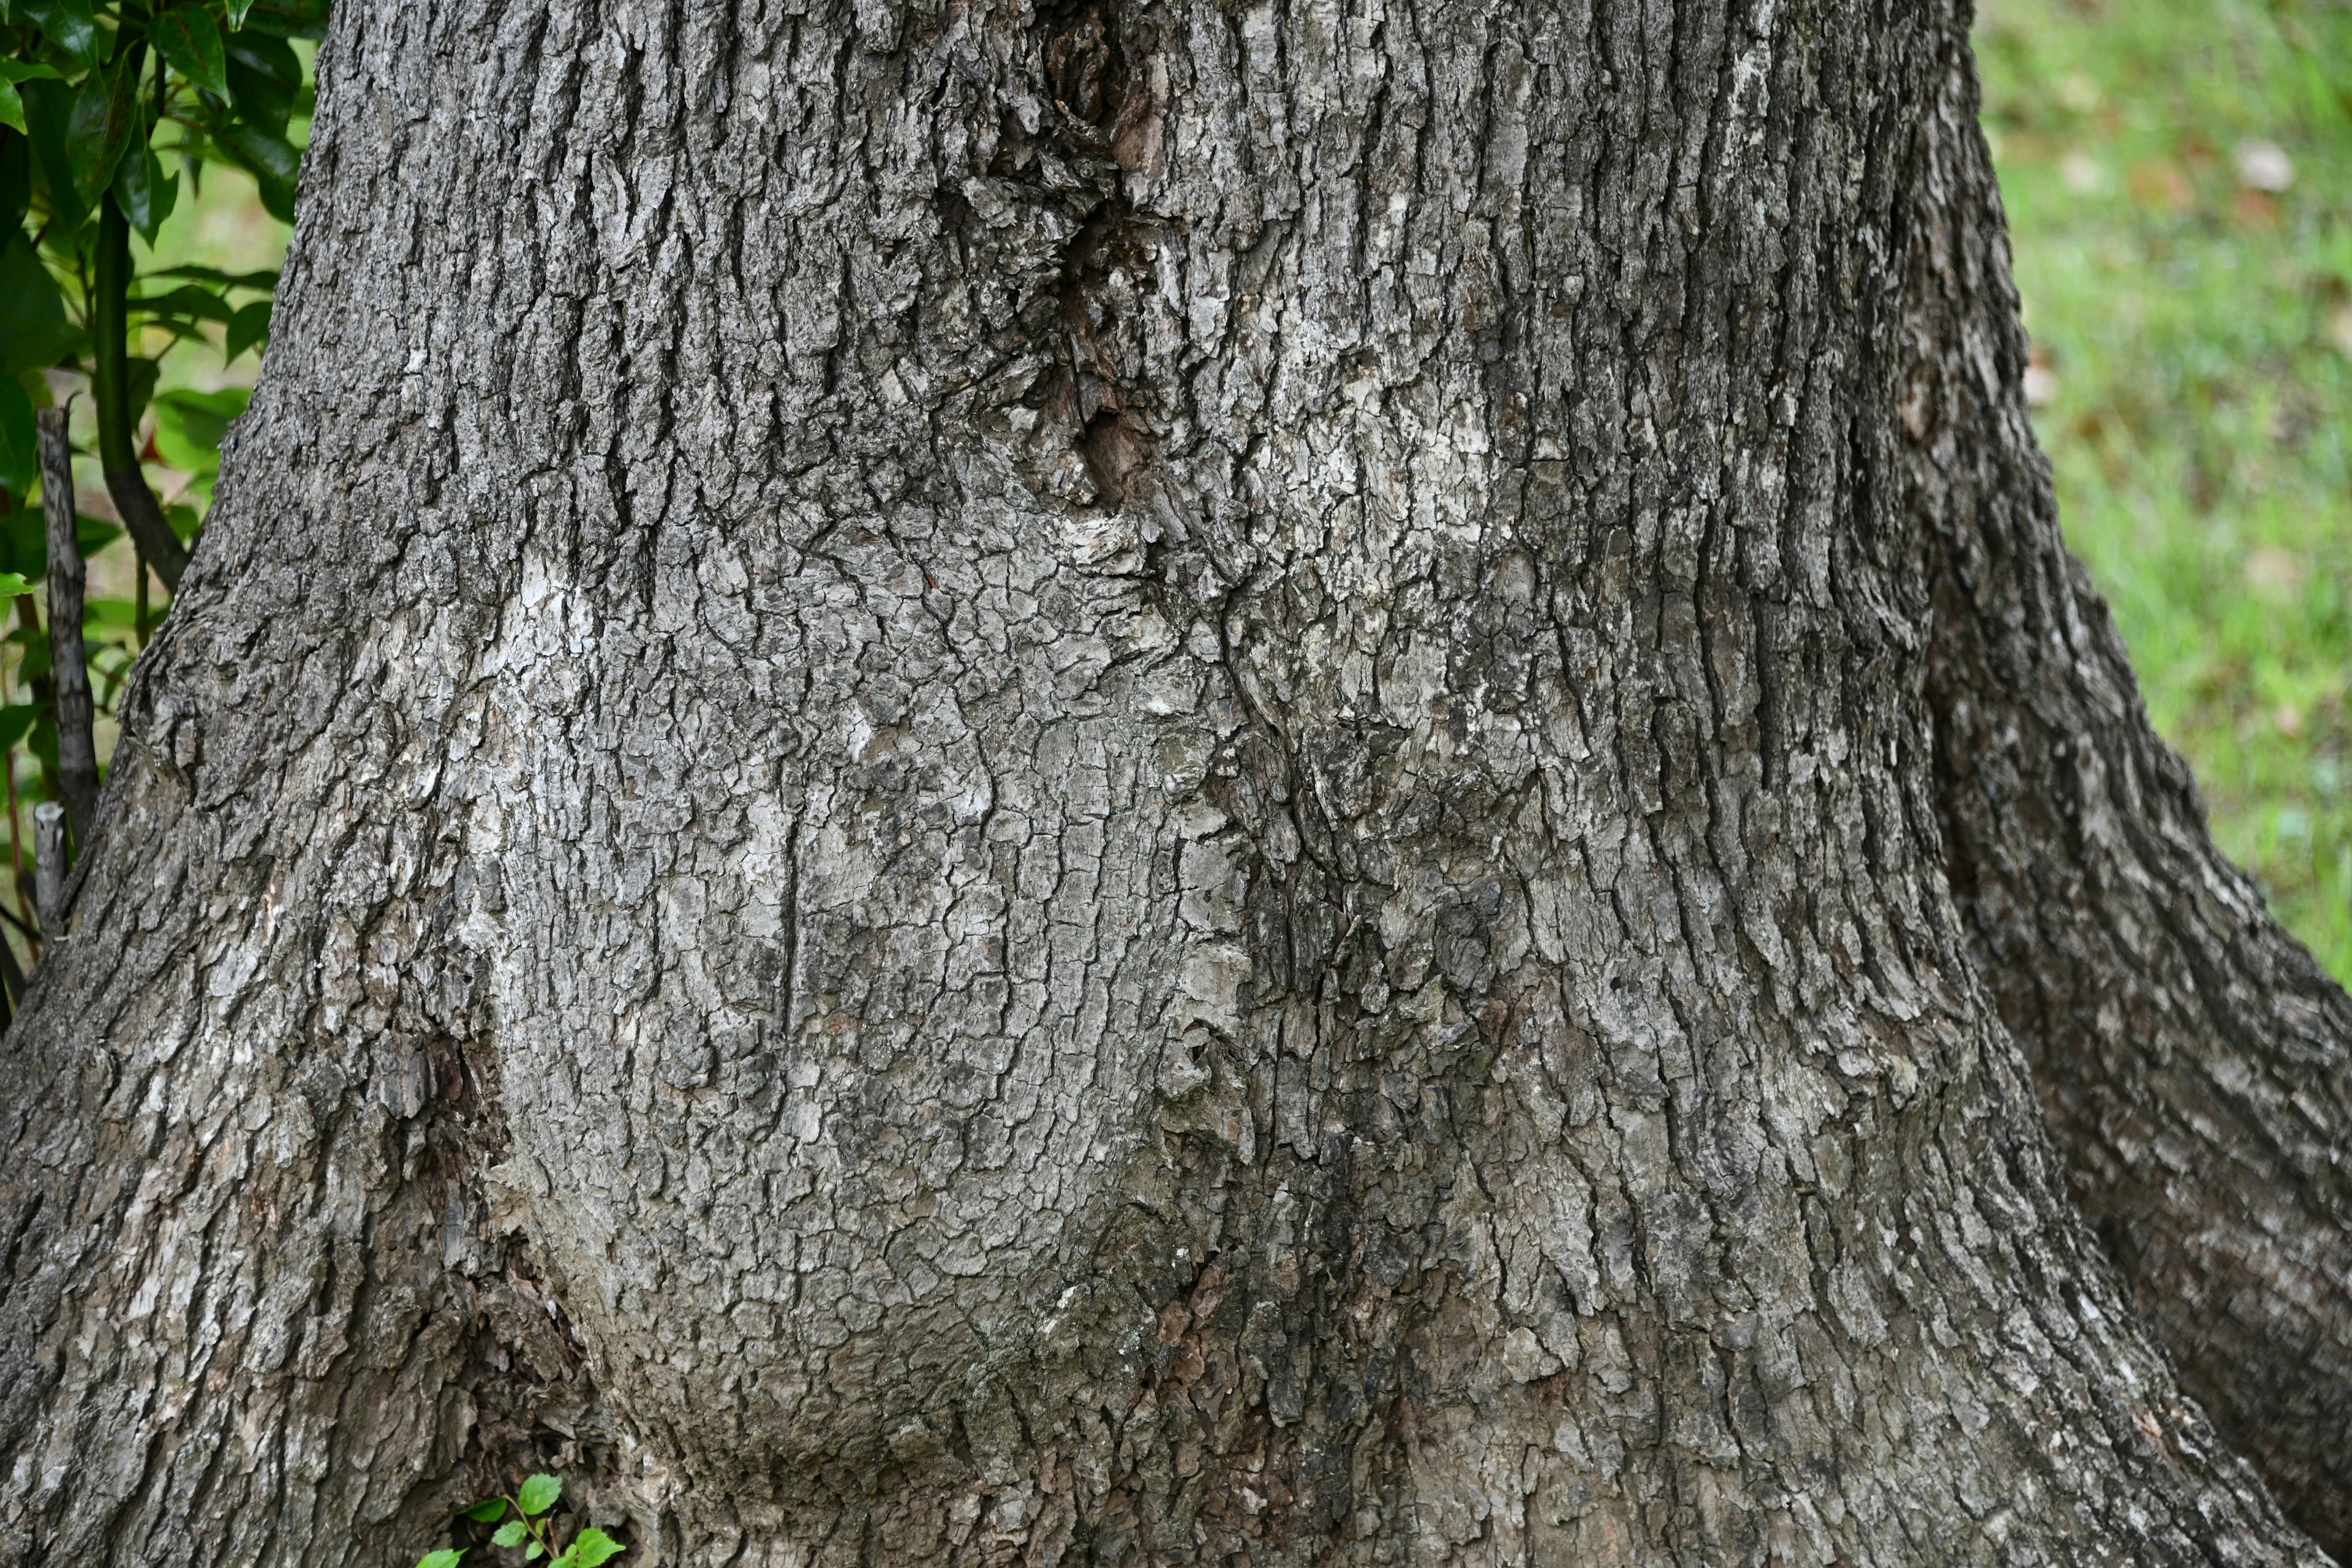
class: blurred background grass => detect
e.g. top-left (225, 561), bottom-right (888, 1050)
top-left (133, 6), bottom-right (2352, 984)
top-left (1975, 0), bottom-right (2352, 983)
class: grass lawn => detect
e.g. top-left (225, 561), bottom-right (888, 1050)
top-left (1975, 0), bottom-right (2352, 983)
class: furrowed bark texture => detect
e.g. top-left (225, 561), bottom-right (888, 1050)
top-left (0, 0), bottom-right (2344, 1564)
top-left (1904, 89), bottom-right (2352, 1560)
top-left (39, 407), bottom-right (100, 848)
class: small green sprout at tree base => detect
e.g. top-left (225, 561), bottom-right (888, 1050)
top-left (415, 1472), bottom-right (625, 1568)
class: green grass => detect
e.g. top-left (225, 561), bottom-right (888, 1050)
top-left (1975, 0), bottom-right (2352, 983)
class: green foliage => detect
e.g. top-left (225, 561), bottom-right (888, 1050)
top-left (0, 62), bottom-right (66, 137)
top-left (0, 377), bottom-right (34, 494)
top-left (0, 232), bottom-right (76, 374)
top-left (112, 139), bottom-right (172, 239)
top-left (3, 0), bottom-right (320, 419)
top-left (568, 1528), bottom-right (625, 1568)
top-left (150, 382), bottom-right (243, 476)
top-left (0, 0), bottom-right (320, 978)
top-left (417, 1475), bottom-right (626, 1568)
top-left (13, 0), bottom-right (99, 72)
top-left (1978, 0), bottom-right (2352, 982)
top-left (149, 7), bottom-right (225, 102)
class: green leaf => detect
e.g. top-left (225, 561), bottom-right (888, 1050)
top-left (463, 1498), bottom-right (508, 1523)
top-left (491, 1521), bottom-right (528, 1548)
top-left (0, 61), bottom-right (71, 146)
top-left (225, 298), bottom-right (269, 361)
top-left (18, 76), bottom-right (85, 232)
top-left (0, 509), bottom-right (45, 579)
top-left (165, 500), bottom-right (200, 541)
top-left (131, 283), bottom-right (236, 325)
top-left (111, 142), bottom-right (176, 241)
top-left (65, 58), bottom-right (138, 206)
top-left (223, 32), bottom-right (296, 132)
top-left (0, 504), bottom-right (117, 581)
top-left (153, 7), bottom-right (232, 102)
top-left (0, 571), bottom-right (31, 599)
top-left (153, 263), bottom-right (279, 291)
top-left (237, 0), bottom-right (329, 39)
top-left (568, 1528), bottom-right (625, 1567)
top-left (0, 376), bottom-right (32, 498)
top-left (125, 315), bottom-right (213, 350)
top-left (121, 356), bottom-right (158, 430)
top-left (1, 129), bottom-right (28, 231)
top-left (524, 1548), bottom-right (543, 1562)
top-left (416, 1552), bottom-right (468, 1568)
top-left (0, 233), bottom-right (77, 375)
top-left (517, 1474), bottom-right (562, 1517)
top-left (13, 0), bottom-right (100, 69)
top-left (12, 632), bottom-right (49, 688)
top-left (0, 703), bottom-right (37, 752)
top-left (151, 385), bottom-right (247, 474)
top-left (214, 116), bottom-right (296, 221)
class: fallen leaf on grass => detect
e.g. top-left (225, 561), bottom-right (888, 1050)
top-left (2127, 159), bottom-right (2193, 214)
top-left (2060, 149), bottom-right (2106, 195)
top-left (2231, 190), bottom-right (2280, 228)
top-left (2023, 343), bottom-right (2059, 408)
top-left (2244, 545), bottom-right (2304, 598)
top-left (2234, 140), bottom-right (2294, 192)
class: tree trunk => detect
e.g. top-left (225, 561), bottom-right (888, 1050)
top-left (2, 1), bottom-right (2348, 1564)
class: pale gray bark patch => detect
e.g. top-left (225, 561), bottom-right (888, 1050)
top-left (0, 0), bottom-right (2341, 1565)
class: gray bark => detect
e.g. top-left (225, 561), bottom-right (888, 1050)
top-left (1, 1), bottom-right (2346, 1565)
top-left (36, 407), bottom-right (98, 846)
top-left (31, 801), bottom-right (65, 932)
top-left (1914, 180), bottom-right (2352, 1558)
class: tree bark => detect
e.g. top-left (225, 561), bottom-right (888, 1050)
top-left (1, 1), bottom-right (2346, 1565)
top-left (1910, 148), bottom-right (2352, 1559)
top-left (38, 407), bottom-right (100, 849)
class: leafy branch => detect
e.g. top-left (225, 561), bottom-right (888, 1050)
top-left (418, 1473), bottom-right (627, 1568)
top-left (0, 0), bottom-right (321, 985)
